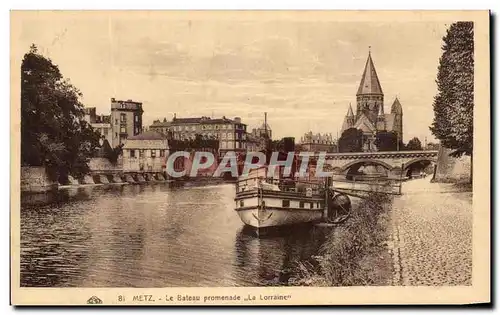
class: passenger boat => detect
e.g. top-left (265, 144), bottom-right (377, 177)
top-left (234, 165), bottom-right (351, 230)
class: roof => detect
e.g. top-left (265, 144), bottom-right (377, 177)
top-left (170, 116), bottom-right (244, 125)
top-left (150, 120), bottom-right (171, 127)
top-left (126, 130), bottom-right (167, 141)
top-left (356, 52), bottom-right (383, 96)
top-left (391, 97), bottom-right (403, 114)
top-left (354, 112), bottom-right (377, 133)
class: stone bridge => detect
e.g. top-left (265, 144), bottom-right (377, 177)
top-left (307, 150), bottom-right (438, 177)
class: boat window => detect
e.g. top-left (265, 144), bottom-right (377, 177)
top-left (299, 201), bottom-right (304, 208)
top-left (240, 200), bottom-right (244, 207)
top-left (282, 200), bottom-right (290, 207)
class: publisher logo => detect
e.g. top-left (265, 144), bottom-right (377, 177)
top-left (87, 296), bottom-right (103, 304)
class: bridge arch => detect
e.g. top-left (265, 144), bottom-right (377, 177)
top-left (403, 157), bottom-right (436, 170)
top-left (341, 159), bottom-right (394, 172)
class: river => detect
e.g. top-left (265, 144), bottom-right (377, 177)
top-left (20, 182), bottom-right (329, 287)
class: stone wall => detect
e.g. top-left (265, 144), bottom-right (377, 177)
top-left (88, 157), bottom-right (122, 172)
top-left (21, 166), bottom-right (57, 193)
top-left (433, 146), bottom-right (472, 183)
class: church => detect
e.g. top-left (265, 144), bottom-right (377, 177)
top-left (341, 50), bottom-right (403, 152)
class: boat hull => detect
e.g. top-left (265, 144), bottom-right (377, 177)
top-left (236, 207), bottom-right (323, 228)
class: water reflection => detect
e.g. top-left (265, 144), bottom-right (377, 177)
top-left (21, 183), bottom-right (329, 287)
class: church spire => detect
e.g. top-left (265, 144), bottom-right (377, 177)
top-left (346, 103), bottom-right (354, 117)
top-left (391, 97), bottom-right (403, 115)
top-left (356, 49), bottom-right (383, 96)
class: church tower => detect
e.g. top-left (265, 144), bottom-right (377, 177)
top-left (391, 97), bottom-right (403, 143)
top-left (356, 49), bottom-right (384, 124)
top-left (341, 103), bottom-right (355, 133)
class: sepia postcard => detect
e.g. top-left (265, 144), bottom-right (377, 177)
top-left (10, 10), bottom-right (490, 306)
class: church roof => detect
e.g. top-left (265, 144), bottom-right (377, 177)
top-left (391, 97), bottom-right (403, 114)
top-left (356, 51), bottom-right (383, 96)
top-left (354, 112), bottom-right (377, 133)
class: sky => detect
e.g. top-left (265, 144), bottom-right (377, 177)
top-left (12, 11), bottom-right (453, 143)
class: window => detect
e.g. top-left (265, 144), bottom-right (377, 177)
top-left (310, 203), bottom-right (314, 209)
top-left (228, 124), bottom-right (233, 129)
top-left (135, 115), bottom-right (138, 122)
top-left (115, 132), bottom-right (118, 138)
top-left (130, 150), bottom-right (136, 158)
top-left (239, 200), bottom-right (244, 207)
top-left (139, 150), bottom-right (144, 158)
top-left (160, 150), bottom-right (165, 157)
top-left (221, 133), bottom-right (226, 140)
top-left (299, 201), bottom-right (304, 208)
top-left (103, 128), bottom-right (109, 135)
top-left (282, 200), bottom-right (290, 207)
top-left (151, 150), bottom-right (156, 158)
top-left (120, 113), bottom-right (126, 122)
top-left (227, 133), bottom-right (233, 140)
top-left (120, 127), bottom-right (126, 133)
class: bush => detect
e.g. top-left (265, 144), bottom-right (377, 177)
top-left (288, 192), bottom-right (392, 286)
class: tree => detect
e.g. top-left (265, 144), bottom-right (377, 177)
top-left (338, 128), bottom-right (363, 153)
top-left (429, 22), bottom-right (474, 180)
top-left (406, 137), bottom-right (423, 151)
top-left (374, 131), bottom-right (400, 151)
top-left (21, 44), bottom-right (100, 181)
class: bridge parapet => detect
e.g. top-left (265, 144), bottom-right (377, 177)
top-left (322, 150), bottom-right (438, 160)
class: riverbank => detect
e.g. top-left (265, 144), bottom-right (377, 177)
top-left (286, 192), bottom-right (394, 286)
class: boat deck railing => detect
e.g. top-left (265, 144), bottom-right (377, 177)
top-left (235, 176), bottom-right (326, 195)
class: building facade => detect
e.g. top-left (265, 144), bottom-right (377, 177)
top-left (299, 131), bottom-right (337, 153)
top-left (121, 131), bottom-right (169, 173)
top-left (150, 115), bottom-right (247, 156)
top-left (83, 107), bottom-right (113, 145)
top-left (340, 51), bottom-right (403, 152)
top-left (110, 98), bottom-right (144, 147)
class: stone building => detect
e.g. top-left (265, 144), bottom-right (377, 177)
top-left (110, 98), bottom-right (144, 147)
top-left (121, 130), bottom-right (169, 173)
top-left (340, 51), bottom-right (403, 152)
top-left (84, 97), bottom-right (144, 148)
top-left (83, 107), bottom-right (112, 145)
top-left (149, 115), bottom-right (247, 157)
top-left (299, 131), bottom-right (337, 153)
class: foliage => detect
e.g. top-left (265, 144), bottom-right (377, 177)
top-left (406, 137), bottom-right (423, 151)
top-left (102, 140), bottom-right (124, 164)
top-left (429, 22), bottom-right (474, 158)
top-left (288, 192), bottom-right (392, 286)
top-left (374, 130), bottom-right (400, 151)
top-left (338, 128), bottom-right (363, 153)
top-left (21, 44), bottom-right (100, 180)
top-left (426, 142), bottom-right (440, 151)
top-left (168, 133), bottom-right (219, 152)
